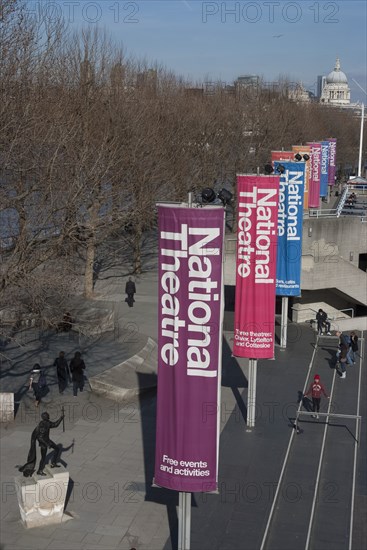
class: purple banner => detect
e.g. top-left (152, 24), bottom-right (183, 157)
top-left (154, 205), bottom-right (224, 492)
top-left (307, 142), bottom-right (322, 208)
top-left (320, 141), bottom-right (329, 197)
top-left (327, 138), bottom-right (337, 186)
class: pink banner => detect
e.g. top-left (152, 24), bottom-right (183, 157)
top-left (307, 142), bottom-right (322, 208)
top-left (293, 145), bottom-right (311, 209)
top-left (154, 205), bottom-right (224, 492)
top-left (233, 175), bottom-right (279, 359)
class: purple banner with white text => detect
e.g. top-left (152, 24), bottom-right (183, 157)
top-left (327, 138), bottom-right (337, 186)
top-left (154, 205), bottom-right (224, 492)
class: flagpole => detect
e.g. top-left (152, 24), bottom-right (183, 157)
top-left (358, 103), bottom-right (364, 177)
top-left (280, 296), bottom-right (288, 348)
top-left (247, 359), bottom-right (257, 428)
top-left (178, 191), bottom-right (193, 550)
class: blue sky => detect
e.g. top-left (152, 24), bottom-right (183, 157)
top-left (28, 1), bottom-right (367, 101)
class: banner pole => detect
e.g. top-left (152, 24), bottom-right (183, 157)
top-left (178, 492), bottom-right (191, 550)
top-left (178, 192), bottom-right (194, 550)
top-left (247, 359), bottom-right (257, 428)
top-left (280, 296), bottom-right (288, 349)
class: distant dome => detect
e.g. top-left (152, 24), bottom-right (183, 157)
top-left (326, 58), bottom-right (348, 84)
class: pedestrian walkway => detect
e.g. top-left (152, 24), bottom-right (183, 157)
top-left (0, 267), bottom-right (365, 550)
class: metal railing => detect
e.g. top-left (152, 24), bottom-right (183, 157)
top-left (295, 411), bottom-right (362, 446)
top-left (336, 185), bottom-right (349, 216)
top-left (339, 308), bottom-right (355, 318)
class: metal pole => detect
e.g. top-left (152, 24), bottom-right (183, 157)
top-left (358, 103), bottom-right (364, 177)
top-left (247, 359), bottom-right (257, 428)
top-left (280, 296), bottom-right (288, 349)
top-left (178, 191), bottom-right (194, 550)
top-left (178, 492), bottom-right (191, 550)
top-left (187, 192), bottom-right (193, 208)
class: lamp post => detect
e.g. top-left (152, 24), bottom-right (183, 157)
top-left (352, 79), bottom-right (366, 178)
top-left (358, 103), bottom-right (364, 178)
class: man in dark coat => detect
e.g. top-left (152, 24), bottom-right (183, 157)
top-left (125, 277), bottom-right (136, 307)
top-left (336, 330), bottom-right (352, 378)
top-left (69, 351), bottom-right (86, 396)
top-left (316, 309), bottom-right (331, 335)
top-left (19, 412), bottom-right (64, 477)
top-left (54, 351), bottom-right (70, 394)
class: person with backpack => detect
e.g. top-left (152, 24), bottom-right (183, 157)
top-left (304, 374), bottom-right (329, 419)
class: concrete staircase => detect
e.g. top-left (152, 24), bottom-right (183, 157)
top-left (89, 337), bottom-right (158, 402)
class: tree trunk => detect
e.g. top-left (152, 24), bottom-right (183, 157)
top-left (133, 227), bottom-right (142, 274)
top-left (84, 239), bottom-right (95, 298)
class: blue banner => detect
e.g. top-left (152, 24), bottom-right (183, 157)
top-left (320, 141), bottom-right (329, 197)
top-left (274, 162), bottom-right (305, 296)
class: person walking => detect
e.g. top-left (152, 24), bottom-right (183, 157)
top-left (336, 330), bottom-right (352, 378)
top-left (28, 364), bottom-right (47, 407)
top-left (305, 374), bottom-right (329, 419)
top-left (125, 277), bottom-right (136, 307)
top-left (69, 351), bottom-right (86, 396)
top-left (348, 331), bottom-right (358, 364)
top-left (316, 309), bottom-right (331, 335)
top-left (53, 351), bottom-right (70, 394)
top-left (18, 411), bottom-right (64, 477)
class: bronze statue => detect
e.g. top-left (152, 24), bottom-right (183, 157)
top-left (19, 411), bottom-right (65, 477)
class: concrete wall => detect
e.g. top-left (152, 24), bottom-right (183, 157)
top-left (302, 217), bottom-right (367, 266)
top-left (224, 216), bottom-right (367, 307)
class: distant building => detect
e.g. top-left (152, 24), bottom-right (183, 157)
top-left (316, 75), bottom-right (328, 99)
top-left (320, 58), bottom-right (351, 106)
top-left (288, 83), bottom-right (311, 103)
top-left (235, 75), bottom-right (260, 97)
top-left (236, 75), bottom-right (260, 88)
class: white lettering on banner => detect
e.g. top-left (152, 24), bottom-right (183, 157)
top-left (234, 329), bottom-right (273, 350)
top-left (278, 170), bottom-right (303, 242)
top-left (312, 147), bottom-right (321, 181)
top-left (160, 223), bottom-right (220, 378)
top-left (321, 145), bottom-right (328, 174)
top-left (329, 142), bottom-right (336, 166)
top-left (237, 187), bottom-right (277, 283)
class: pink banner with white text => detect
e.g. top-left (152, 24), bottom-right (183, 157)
top-left (307, 142), bottom-right (322, 208)
top-left (233, 175), bottom-right (279, 359)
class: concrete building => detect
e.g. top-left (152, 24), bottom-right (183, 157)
top-left (224, 209), bottom-right (367, 319)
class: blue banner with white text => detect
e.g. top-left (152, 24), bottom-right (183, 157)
top-left (274, 161), bottom-right (305, 296)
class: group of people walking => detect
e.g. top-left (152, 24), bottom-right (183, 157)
top-left (29, 351), bottom-right (86, 405)
top-left (304, 320), bottom-right (359, 420)
top-left (335, 330), bottom-right (358, 379)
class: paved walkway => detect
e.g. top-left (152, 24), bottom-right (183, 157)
top-left (0, 266), bottom-right (366, 550)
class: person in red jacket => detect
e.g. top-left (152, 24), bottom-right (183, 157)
top-left (305, 374), bottom-right (329, 419)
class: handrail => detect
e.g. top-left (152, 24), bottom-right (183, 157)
top-left (339, 308), bottom-right (354, 318)
top-left (336, 185), bottom-right (349, 217)
top-left (291, 306), bottom-right (318, 314)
